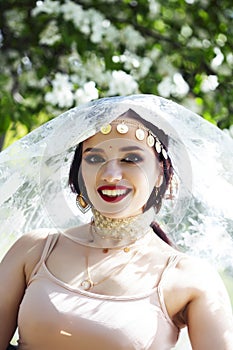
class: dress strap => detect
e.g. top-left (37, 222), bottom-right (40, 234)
top-left (157, 254), bottom-right (184, 328)
top-left (27, 233), bottom-right (60, 285)
top-left (157, 254), bottom-right (183, 286)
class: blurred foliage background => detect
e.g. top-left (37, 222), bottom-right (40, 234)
top-left (0, 0), bottom-right (233, 151)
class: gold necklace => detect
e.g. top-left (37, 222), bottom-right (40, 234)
top-left (89, 224), bottom-right (154, 254)
top-left (80, 233), bottom-right (154, 291)
top-left (91, 208), bottom-right (155, 241)
top-left (80, 246), bottom-right (141, 291)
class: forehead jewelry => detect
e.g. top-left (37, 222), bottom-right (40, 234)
top-left (100, 120), bottom-right (168, 159)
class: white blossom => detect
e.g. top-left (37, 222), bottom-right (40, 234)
top-left (147, 47), bottom-right (160, 61)
top-left (187, 37), bottom-right (203, 48)
top-left (211, 47), bottom-right (224, 70)
top-left (172, 73), bottom-right (190, 98)
top-left (157, 76), bottom-right (172, 98)
top-left (120, 25), bottom-right (146, 51)
top-left (32, 0), bottom-right (60, 16)
top-left (158, 73), bottom-right (189, 98)
top-left (157, 57), bottom-right (176, 76)
top-left (84, 55), bottom-right (107, 85)
top-left (200, 74), bottom-right (219, 92)
top-left (62, 2), bottom-right (110, 41)
top-left (120, 51), bottom-right (153, 79)
top-left (104, 25), bottom-right (119, 46)
top-left (214, 63), bottom-right (232, 77)
top-left (61, 1), bottom-right (89, 32)
top-left (216, 33), bottom-right (227, 47)
top-left (108, 70), bottom-right (138, 96)
top-left (148, 0), bottom-right (161, 17)
top-left (45, 73), bottom-right (74, 108)
top-left (39, 20), bottom-right (61, 46)
top-left (21, 70), bottom-right (41, 88)
top-left (88, 9), bottom-right (106, 43)
top-left (181, 25), bottom-right (193, 38)
top-left (74, 81), bottom-right (99, 105)
top-left (61, 1), bottom-right (83, 21)
top-left (226, 52), bottom-right (233, 66)
top-left (5, 9), bottom-right (26, 36)
top-left (138, 57), bottom-right (153, 78)
top-left (68, 51), bottom-right (107, 86)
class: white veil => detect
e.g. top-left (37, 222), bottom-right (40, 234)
top-left (0, 94), bottom-right (233, 271)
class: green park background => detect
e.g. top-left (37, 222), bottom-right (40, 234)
top-left (0, 0), bottom-right (233, 347)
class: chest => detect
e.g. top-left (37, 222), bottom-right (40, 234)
top-left (46, 243), bottom-right (166, 296)
top-left (18, 274), bottom-right (179, 350)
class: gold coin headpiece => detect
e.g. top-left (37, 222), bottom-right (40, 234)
top-left (100, 119), bottom-right (168, 159)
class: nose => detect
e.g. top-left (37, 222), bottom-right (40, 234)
top-left (100, 159), bottom-right (123, 183)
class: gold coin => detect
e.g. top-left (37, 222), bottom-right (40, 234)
top-left (147, 134), bottom-right (155, 147)
top-left (162, 148), bottom-right (168, 159)
top-left (100, 124), bottom-right (112, 134)
top-left (155, 140), bottom-right (161, 153)
top-left (117, 123), bottom-right (129, 134)
top-left (135, 128), bottom-right (145, 141)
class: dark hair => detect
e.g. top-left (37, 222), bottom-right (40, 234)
top-left (69, 109), bottom-right (174, 246)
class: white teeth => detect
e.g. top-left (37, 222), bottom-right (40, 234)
top-left (101, 189), bottom-right (127, 197)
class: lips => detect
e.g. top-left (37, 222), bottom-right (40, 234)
top-left (97, 185), bottom-right (132, 203)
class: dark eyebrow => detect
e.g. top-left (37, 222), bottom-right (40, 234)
top-left (119, 146), bottom-right (144, 152)
top-left (83, 147), bottom-right (104, 154)
top-left (83, 146), bottom-right (144, 154)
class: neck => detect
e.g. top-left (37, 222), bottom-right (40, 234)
top-left (90, 208), bottom-right (155, 248)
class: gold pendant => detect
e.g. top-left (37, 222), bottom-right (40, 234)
top-left (81, 279), bottom-right (94, 291)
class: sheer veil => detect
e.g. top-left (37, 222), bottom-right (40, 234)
top-left (0, 94), bottom-right (233, 272)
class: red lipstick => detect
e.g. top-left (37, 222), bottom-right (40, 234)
top-left (97, 185), bottom-right (131, 203)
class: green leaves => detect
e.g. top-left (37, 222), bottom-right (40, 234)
top-left (1, 0), bottom-right (233, 149)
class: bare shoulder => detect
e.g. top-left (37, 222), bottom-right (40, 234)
top-left (2, 228), bottom-right (52, 257)
top-left (163, 254), bottom-right (232, 327)
top-left (170, 254), bottom-right (230, 303)
top-left (1, 228), bottom-right (55, 282)
top-left (176, 255), bottom-right (229, 295)
top-left (175, 256), bottom-right (233, 348)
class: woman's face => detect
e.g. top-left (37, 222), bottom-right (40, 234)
top-left (81, 118), bottom-right (162, 218)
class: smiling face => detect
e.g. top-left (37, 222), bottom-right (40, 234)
top-left (81, 118), bottom-right (162, 218)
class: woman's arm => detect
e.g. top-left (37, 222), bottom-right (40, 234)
top-left (0, 231), bottom-right (48, 350)
top-left (185, 261), bottom-right (233, 349)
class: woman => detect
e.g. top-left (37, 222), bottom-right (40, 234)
top-left (0, 95), bottom-right (233, 349)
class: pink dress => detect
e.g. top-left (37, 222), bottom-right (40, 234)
top-left (17, 234), bottom-right (180, 349)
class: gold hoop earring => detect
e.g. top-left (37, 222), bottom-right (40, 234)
top-left (76, 194), bottom-right (91, 213)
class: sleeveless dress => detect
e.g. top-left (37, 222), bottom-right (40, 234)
top-left (17, 234), bottom-right (181, 350)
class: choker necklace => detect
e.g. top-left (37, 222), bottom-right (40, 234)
top-left (90, 208), bottom-right (155, 252)
top-left (62, 209), bottom-right (155, 253)
top-left (91, 208), bottom-right (155, 241)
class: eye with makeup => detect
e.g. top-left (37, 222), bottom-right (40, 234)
top-left (121, 153), bottom-right (144, 164)
top-left (84, 154), bottom-right (105, 164)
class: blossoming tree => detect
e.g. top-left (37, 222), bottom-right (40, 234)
top-left (0, 0), bottom-right (233, 149)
